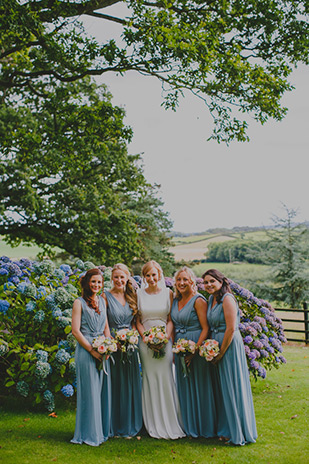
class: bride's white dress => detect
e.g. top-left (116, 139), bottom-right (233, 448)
top-left (138, 287), bottom-right (185, 439)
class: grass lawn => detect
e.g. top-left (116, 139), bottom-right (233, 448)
top-left (0, 345), bottom-right (308, 464)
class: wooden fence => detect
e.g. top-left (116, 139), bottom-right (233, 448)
top-left (275, 303), bottom-right (309, 344)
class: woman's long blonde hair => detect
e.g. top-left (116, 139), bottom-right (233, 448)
top-left (174, 266), bottom-right (197, 300)
top-left (111, 263), bottom-right (138, 316)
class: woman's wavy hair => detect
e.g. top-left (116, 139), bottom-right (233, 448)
top-left (174, 266), bottom-right (197, 300)
top-left (112, 263), bottom-right (138, 316)
top-left (80, 268), bottom-right (103, 314)
top-left (202, 268), bottom-right (232, 303)
top-left (141, 260), bottom-right (163, 281)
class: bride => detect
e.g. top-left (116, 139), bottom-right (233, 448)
top-left (136, 260), bottom-right (185, 439)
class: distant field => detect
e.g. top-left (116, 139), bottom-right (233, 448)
top-left (170, 230), bottom-right (269, 261)
top-left (192, 261), bottom-right (270, 281)
top-left (0, 237), bottom-right (62, 260)
top-left (170, 235), bottom-right (234, 261)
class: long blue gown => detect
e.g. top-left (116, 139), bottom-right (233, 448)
top-left (71, 296), bottom-right (111, 446)
top-left (207, 293), bottom-right (257, 445)
top-left (106, 291), bottom-right (142, 437)
top-left (171, 293), bottom-right (216, 438)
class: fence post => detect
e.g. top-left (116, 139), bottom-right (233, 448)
top-left (304, 302), bottom-right (309, 345)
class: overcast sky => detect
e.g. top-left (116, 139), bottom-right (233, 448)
top-left (84, 8), bottom-right (309, 234)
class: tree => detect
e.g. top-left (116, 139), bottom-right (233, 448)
top-left (0, 1), bottom-right (308, 143)
top-left (0, 76), bottom-right (174, 266)
top-left (249, 207), bottom-right (309, 307)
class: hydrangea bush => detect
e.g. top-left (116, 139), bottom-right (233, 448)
top-left (0, 257), bottom-right (111, 411)
top-left (0, 256), bottom-right (286, 411)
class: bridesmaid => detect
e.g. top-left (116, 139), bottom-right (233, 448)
top-left (71, 268), bottom-right (111, 446)
top-left (171, 266), bottom-right (216, 438)
top-left (105, 263), bottom-right (142, 438)
top-left (136, 260), bottom-right (185, 439)
top-left (203, 269), bottom-right (257, 445)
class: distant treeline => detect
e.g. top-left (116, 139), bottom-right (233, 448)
top-left (205, 240), bottom-right (265, 264)
top-left (172, 226), bottom-right (270, 238)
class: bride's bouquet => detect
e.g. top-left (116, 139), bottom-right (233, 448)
top-left (92, 335), bottom-right (117, 373)
top-left (143, 325), bottom-right (169, 359)
top-left (172, 338), bottom-right (197, 377)
top-left (199, 339), bottom-right (220, 362)
top-left (114, 328), bottom-right (139, 363)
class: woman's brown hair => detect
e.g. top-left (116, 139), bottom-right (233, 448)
top-left (80, 268), bottom-right (103, 314)
top-left (202, 268), bottom-right (232, 303)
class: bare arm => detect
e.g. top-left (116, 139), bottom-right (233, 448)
top-left (166, 290), bottom-right (174, 340)
top-left (212, 295), bottom-right (237, 364)
top-left (71, 299), bottom-right (102, 361)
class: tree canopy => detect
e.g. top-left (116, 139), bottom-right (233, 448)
top-left (1, 0), bottom-right (308, 143)
top-left (0, 76), bottom-right (174, 267)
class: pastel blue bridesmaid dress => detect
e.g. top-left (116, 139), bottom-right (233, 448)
top-left (171, 294), bottom-right (216, 438)
top-left (207, 293), bottom-right (257, 445)
top-left (106, 291), bottom-right (142, 437)
top-left (71, 296), bottom-right (111, 446)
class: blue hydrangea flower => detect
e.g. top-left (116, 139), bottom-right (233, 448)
top-left (243, 335), bottom-right (253, 344)
top-left (36, 350), bottom-right (48, 362)
top-left (37, 286), bottom-right (47, 299)
top-left (61, 384), bottom-right (74, 397)
top-left (279, 355), bottom-right (287, 364)
top-left (56, 316), bottom-right (71, 328)
top-left (35, 361), bottom-right (52, 378)
top-left (8, 276), bottom-right (20, 285)
top-left (58, 340), bottom-right (71, 351)
top-left (7, 263), bottom-right (23, 277)
top-left (33, 260), bottom-right (56, 276)
top-left (0, 299), bottom-right (10, 314)
top-left (45, 293), bottom-right (57, 309)
top-left (62, 308), bottom-right (72, 317)
top-left (54, 287), bottom-right (71, 306)
top-left (24, 284), bottom-right (37, 298)
top-left (43, 390), bottom-right (55, 412)
top-left (84, 261), bottom-right (96, 271)
top-left (64, 284), bottom-right (77, 295)
top-left (52, 308), bottom-right (63, 318)
top-left (55, 349), bottom-right (70, 364)
top-left (26, 301), bottom-right (36, 312)
top-left (0, 256), bottom-right (10, 263)
top-left (0, 268), bottom-right (9, 276)
top-left (74, 259), bottom-right (84, 270)
top-left (34, 310), bottom-right (45, 323)
top-left (16, 380), bottom-right (30, 397)
top-left (59, 264), bottom-right (72, 275)
top-left (68, 361), bottom-right (76, 374)
top-left (53, 269), bottom-right (65, 280)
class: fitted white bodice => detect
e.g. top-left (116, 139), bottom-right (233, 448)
top-left (137, 288), bottom-right (170, 331)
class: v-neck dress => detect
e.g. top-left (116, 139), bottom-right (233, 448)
top-left (171, 293), bottom-right (216, 438)
top-left (71, 296), bottom-right (111, 446)
top-left (106, 291), bottom-right (142, 437)
top-left (207, 293), bottom-right (257, 445)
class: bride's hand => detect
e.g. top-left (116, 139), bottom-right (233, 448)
top-left (150, 343), bottom-right (164, 352)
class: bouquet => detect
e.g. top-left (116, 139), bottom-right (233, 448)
top-left (92, 335), bottom-right (117, 373)
top-left (172, 338), bottom-right (197, 377)
top-left (199, 339), bottom-right (220, 362)
top-left (143, 325), bottom-right (169, 359)
top-left (114, 328), bottom-right (139, 363)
